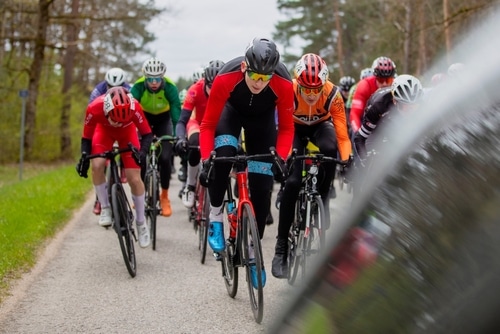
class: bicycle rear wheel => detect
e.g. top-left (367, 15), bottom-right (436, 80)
top-left (302, 196), bottom-right (326, 277)
top-left (111, 183), bottom-right (137, 277)
top-left (241, 202), bottom-right (264, 324)
top-left (145, 169), bottom-right (160, 250)
top-left (198, 186), bottom-right (210, 264)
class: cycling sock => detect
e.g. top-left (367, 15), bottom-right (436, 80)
top-left (132, 193), bottom-right (145, 223)
top-left (209, 204), bottom-right (224, 222)
top-left (186, 162), bottom-right (200, 188)
top-left (95, 183), bottom-right (109, 207)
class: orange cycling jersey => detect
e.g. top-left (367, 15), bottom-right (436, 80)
top-left (292, 80), bottom-right (352, 161)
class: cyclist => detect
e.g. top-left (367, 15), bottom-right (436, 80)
top-left (349, 57), bottom-right (396, 136)
top-left (89, 67), bottom-right (131, 104)
top-left (199, 37), bottom-right (294, 286)
top-left (271, 53), bottom-right (352, 279)
top-left (76, 86), bottom-right (153, 248)
top-left (175, 59), bottom-right (226, 208)
top-left (346, 67), bottom-right (374, 120)
top-left (354, 74), bottom-right (423, 161)
top-left (88, 67), bottom-right (131, 215)
top-left (130, 57), bottom-right (181, 217)
top-left (338, 75), bottom-right (356, 104)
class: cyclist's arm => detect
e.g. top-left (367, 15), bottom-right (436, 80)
top-left (163, 80), bottom-right (181, 134)
top-left (175, 109), bottom-right (191, 139)
top-left (274, 75), bottom-right (295, 159)
top-left (354, 105), bottom-right (381, 160)
top-left (349, 80), bottom-right (370, 134)
top-left (328, 89), bottom-right (352, 161)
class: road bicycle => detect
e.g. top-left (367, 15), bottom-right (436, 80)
top-left (286, 150), bottom-right (341, 285)
top-left (184, 145), bottom-right (210, 264)
top-left (144, 135), bottom-right (177, 250)
top-left (86, 143), bottom-right (139, 277)
top-left (204, 147), bottom-right (286, 324)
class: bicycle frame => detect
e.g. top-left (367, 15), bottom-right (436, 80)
top-left (86, 143), bottom-right (138, 277)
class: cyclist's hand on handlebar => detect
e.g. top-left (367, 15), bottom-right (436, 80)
top-left (132, 146), bottom-right (145, 166)
top-left (199, 159), bottom-right (214, 187)
top-left (175, 139), bottom-right (188, 155)
top-left (273, 156), bottom-right (289, 183)
top-left (76, 153), bottom-right (90, 178)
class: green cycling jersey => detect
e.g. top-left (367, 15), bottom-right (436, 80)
top-left (130, 76), bottom-right (181, 129)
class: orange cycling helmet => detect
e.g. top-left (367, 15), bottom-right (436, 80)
top-left (103, 86), bottom-right (134, 123)
top-left (294, 53), bottom-right (329, 88)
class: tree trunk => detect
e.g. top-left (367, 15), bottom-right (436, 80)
top-left (25, 0), bottom-right (54, 159)
top-left (443, 0), bottom-right (451, 64)
top-left (333, 0), bottom-right (344, 78)
top-left (60, 0), bottom-right (80, 159)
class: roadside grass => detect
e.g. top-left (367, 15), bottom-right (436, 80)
top-left (0, 164), bottom-right (92, 303)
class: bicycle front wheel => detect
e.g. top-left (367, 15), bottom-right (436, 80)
top-left (198, 187), bottom-right (210, 264)
top-left (111, 183), bottom-right (137, 277)
top-left (302, 196), bottom-right (326, 277)
top-left (145, 169), bottom-right (159, 250)
top-left (288, 198), bottom-right (305, 286)
top-left (241, 202), bottom-right (264, 324)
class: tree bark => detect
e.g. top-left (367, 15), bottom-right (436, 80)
top-left (60, 0), bottom-right (80, 159)
top-left (25, 0), bottom-right (54, 159)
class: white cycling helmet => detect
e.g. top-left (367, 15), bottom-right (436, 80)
top-left (391, 74), bottom-right (423, 104)
top-left (142, 57), bottom-right (166, 77)
top-left (192, 67), bottom-right (204, 83)
top-left (447, 62), bottom-right (465, 77)
top-left (360, 67), bottom-right (374, 80)
top-left (105, 67), bottom-right (126, 87)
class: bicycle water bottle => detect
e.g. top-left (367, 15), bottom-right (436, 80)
top-left (227, 201), bottom-right (237, 240)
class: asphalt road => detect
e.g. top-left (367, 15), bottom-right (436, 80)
top-left (0, 161), bottom-right (352, 333)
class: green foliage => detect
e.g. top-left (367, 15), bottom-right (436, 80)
top-left (0, 164), bottom-right (92, 301)
top-left (0, 57), bottom-right (88, 163)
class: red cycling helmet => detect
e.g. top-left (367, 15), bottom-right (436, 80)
top-left (103, 86), bottom-right (134, 123)
top-left (294, 53), bottom-right (329, 88)
top-left (372, 56), bottom-right (396, 78)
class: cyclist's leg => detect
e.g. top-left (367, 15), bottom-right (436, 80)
top-left (207, 106), bottom-right (241, 252)
top-left (314, 121), bottom-right (339, 229)
top-left (147, 114), bottom-right (173, 216)
top-left (271, 136), bottom-right (304, 278)
top-left (118, 127), bottom-right (150, 247)
top-left (91, 127), bottom-right (115, 226)
top-left (182, 120), bottom-right (201, 208)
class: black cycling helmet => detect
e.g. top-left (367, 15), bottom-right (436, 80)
top-left (339, 76), bottom-right (356, 92)
top-left (244, 37), bottom-right (280, 75)
top-left (372, 56), bottom-right (396, 78)
top-left (204, 60), bottom-right (225, 86)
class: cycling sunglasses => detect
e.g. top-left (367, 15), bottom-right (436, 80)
top-left (146, 77), bottom-right (163, 84)
top-left (299, 85), bottom-right (323, 95)
top-left (246, 70), bottom-right (273, 82)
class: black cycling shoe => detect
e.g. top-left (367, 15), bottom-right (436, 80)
top-left (266, 212), bottom-right (274, 225)
top-left (271, 237), bottom-right (288, 279)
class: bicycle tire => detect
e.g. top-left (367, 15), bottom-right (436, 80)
top-left (302, 196), bottom-right (325, 278)
top-left (241, 202), bottom-right (264, 324)
top-left (288, 198), bottom-right (304, 285)
top-left (198, 187), bottom-right (210, 264)
top-left (145, 169), bottom-right (159, 250)
top-left (222, 240), bottom-right (238, 298)
top-left (337, 167), bottom-right (345, 191)
top-left (111, 183), bottom-right (137, 277)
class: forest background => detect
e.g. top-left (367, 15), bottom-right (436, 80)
top-left (0, 0), bottom-right (497, 163)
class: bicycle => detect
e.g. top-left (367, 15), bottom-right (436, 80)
top-left (183, 145), bottom-right (210, 264)
top-left (86, 143), bottom-right (139, 277)
top-left (204, 147), bottom-right (286, 324)
top-left (144, 134), bottom-right (178, 250)
top-left (286, 150), bottom-right (341, 285)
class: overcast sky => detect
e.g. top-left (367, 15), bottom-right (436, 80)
top-left (146, 0), bottom-right (284, 82)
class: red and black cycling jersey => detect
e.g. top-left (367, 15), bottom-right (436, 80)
top-left (199, 56), bottom-right (294, 160)
top-left (349, 76), bottom-right (380, 133)
top-left (354, 86), bottom-right (394, 159)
